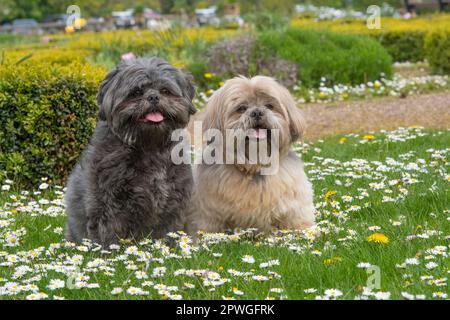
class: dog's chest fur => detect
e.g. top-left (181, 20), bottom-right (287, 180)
top-left (83, 125), bottom-right (192, 237)
top-left (195, 152), bottom-right (310, 230)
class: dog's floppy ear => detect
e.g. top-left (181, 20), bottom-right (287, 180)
top-left (287, 106), bottom-right (306, 142)
top-left (201, 88), bottom-right (224, 132)
top-left (182, 70), bottom-right (197, 115)
top-left (280, 86), bottom-right (305, 142)
top-left (183, 71), bottom-right (196, 101)
top-left (97, 67), bottom-right (120, 121)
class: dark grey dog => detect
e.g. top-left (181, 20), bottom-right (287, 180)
top-left (65, 57), bottom-right (197, 246)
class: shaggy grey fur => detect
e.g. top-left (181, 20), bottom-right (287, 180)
top-left (65, 57), bottom-right (196, 246)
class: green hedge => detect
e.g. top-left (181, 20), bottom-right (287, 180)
top-left (373, 31), bottom-right (425, 63)
top-left (0, 62), bottom-right (104, 186)
top-left (255, 28), bottom-right (393, 87)
top-left (425, 29), bottom-right (450, 75)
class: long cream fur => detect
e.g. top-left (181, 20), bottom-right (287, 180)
top-left (187, 76), bottom-right (315, 233)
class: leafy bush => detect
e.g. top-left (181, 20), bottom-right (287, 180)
top-left (208, 36), bottom-right (256, 77)
top-left (291, 15), bottom-right (450, 62)
top-left (0, 61), bottom-right (105, 186)
top-left (205, 36), bottom-right (298, 87)
top-left (244, 11), bottom-right (289, 32)
top-left (195, 28), bottom-right (392, 88)
top-left (374, 31), bottom-right (425, 63)
top-left (425, 29), bottom-right (450, 75)
top-left (254, 28), bottom-right (392, 87)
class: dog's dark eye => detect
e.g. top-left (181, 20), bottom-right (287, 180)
top-left (265, 104), bottom-right (274, 110)
top-left (160, 88), bottom-right (171, 95)
top-left (131, 87), bottom-right (143, 97)
top-left (236, 105), bottom-right (247, 113)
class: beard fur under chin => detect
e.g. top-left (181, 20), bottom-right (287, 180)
top-left (115, 122), bottom-right (172, 149)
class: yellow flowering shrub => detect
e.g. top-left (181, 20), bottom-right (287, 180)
top-left (1, 47), bottom-right (90, 66)
top-left (291, 15), bottom-right (450, 33)
top-left (61, 27), bottom-right (236, 53)
top-left (291, 14), bottom-right (450, 62)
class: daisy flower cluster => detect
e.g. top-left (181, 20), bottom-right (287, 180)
top-left (193, 73), bottom-right (448, 109)
top-left (0, 127), bottom-right (448, 299)
top-left (292, 74), bottom-right (449, 104)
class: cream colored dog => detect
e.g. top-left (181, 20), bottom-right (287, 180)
top-left (187, 76), bottom-right (315, 234)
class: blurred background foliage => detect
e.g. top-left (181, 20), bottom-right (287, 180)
top-left (1, 0), bottom-right (405, 21)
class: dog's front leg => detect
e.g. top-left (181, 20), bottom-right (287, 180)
top-left (86, 211), bottom-right (122, 247)
top-left (86, 214), bottom-right (102, 245)
top-left (283, 213), bottom-right (315, 230)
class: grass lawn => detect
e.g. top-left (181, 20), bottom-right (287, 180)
top-left (0, 127), bottom-right (449, 300)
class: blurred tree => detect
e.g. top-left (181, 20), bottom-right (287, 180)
top-left (0, 0), bottom-right (405, 23)
top-left (0, 0), bottom-right (16, 22)
top-left (160, 0), bottom-right (176, 13)
top-left (173, 0), bottom-right (198, 13)
top-left (0, 0), bottom-right (163, 22)
top-left (0, 0), bottom-right (43, 21)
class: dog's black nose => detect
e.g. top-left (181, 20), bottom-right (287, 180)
top-left (250, 109), bottom-right (264, 120)
top-left (148, 94), bottom-right (160, 104)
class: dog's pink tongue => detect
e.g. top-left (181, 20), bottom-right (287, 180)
top-left (251, 128), bottom-right (267, 139)
top-left (145, 112), bottom-right (164, 123)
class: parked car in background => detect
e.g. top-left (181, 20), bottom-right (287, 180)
top-left (12, 19), bottom-right (43, 35)
top-left (0, 22), bottom-right (12, 34)
top-left (41, 14), bottom-right (68, 33)
top-left (85, 17), bottom-right (107, 32)
top-left (195, 6), bottom-right (219, 26)
top-left (142, 8), bottom-right (170, 30)
top-left (42, 14), bottom-right (68, 25)
top-left (112, 10), bottom-right (135, 29)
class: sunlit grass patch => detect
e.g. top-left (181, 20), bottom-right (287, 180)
top-left (0, 127), bottom-right (449, 300)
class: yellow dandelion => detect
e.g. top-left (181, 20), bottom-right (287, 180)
top-left (324, 256), bottom-right (342, 267)
top-left (363, 134), bottom-right (376, 141)
top-left (74, 18), bottom-right (87, 29)
top-left (367, 233), bottom-right (389, 244)
top-left (219, 81), bottom-right (225, 87)
top-left (325, 191), bottom-right (337, 202)
top-left (319, 91), bottom-right (327, 98)
top-left (341, 92), bottom-right (348, 99)
top-left (339, 137), bottom-right (347, 144)
top-left (204, 73), bottom-right (213, 79)
top-left (65, 25), bottom-right (75, 33)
